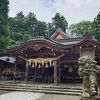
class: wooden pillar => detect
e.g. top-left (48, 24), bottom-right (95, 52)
top-left (14, 56), bottom-right (17, 82)
top-left (34, 66), bottom-right (37, 83)
top-left (58, 62), bottom-right (61, 83)
top-left (93, 45), bottom-right (96, 60)
top-left (80, 46), bottom-right (82, 57)
top-left (25, 61), bottom-right (29, 84)
top-left (54, 60), bottom-right (58, 85)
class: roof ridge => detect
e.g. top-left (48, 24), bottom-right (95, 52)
top-left (51, 27), bottom-right (70, 39)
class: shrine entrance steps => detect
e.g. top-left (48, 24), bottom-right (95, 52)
top-left (0, 81), bottom-right (82, 95)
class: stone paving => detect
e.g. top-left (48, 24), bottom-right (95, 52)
top-left (0, 91), bottom-right (81, 100)
top-left (0, 91), bottom-right (44, 100)
top-left (37, 94), bottom-right (81, 100)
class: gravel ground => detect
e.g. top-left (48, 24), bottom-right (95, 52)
top-left (37, 94), bottom-right (81, 100)
top-left (0, 90), bottom-right (10, 95)
top-left (0, 91), bottom-right (44, 100)
top-left (0, 90), bottom-right (81, 100)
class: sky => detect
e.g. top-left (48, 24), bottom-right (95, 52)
top-left (9, 0), bottom-right (100, 25)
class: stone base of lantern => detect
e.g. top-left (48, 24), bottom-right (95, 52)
top-left (81, 95), bottom-right (100, 100)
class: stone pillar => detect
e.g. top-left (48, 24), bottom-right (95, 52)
top-left (25, 61), bottom-right (29, 84)
top-left (54, 60), bottom-right (58, 85)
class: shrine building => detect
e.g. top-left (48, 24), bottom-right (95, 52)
top-left (0, 28), bottom-right (100, 85)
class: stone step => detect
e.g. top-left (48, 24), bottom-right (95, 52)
top-left (0, 83), bottom-right (82, 95)
top-left (0, 87), bottom-right (81, 96)
top-left (0, 85), bottom-right (82, 93)
top-left (0, 83), bottom-right (82, 90)
top-left (0, 83), bottom-right (82, 92)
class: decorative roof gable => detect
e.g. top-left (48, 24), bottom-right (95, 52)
top-left (50, 28), bottom-right (70, 40)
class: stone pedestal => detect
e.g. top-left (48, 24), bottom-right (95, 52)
top-left (81, 96), bottom-right (100, 100)
top-left (82, 75), bottom-right (91, 98)
top-left (81, 97), bottom-right (91, 100)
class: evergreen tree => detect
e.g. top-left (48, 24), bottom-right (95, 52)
top-left (0, 0), bottom-right (9, 52)
top-left (47, 23), bottom-right (55, 36)
top-left (34, 21), bottom-right (47, 37)
top-left (52, 13), bottom-right (68, 32)
top-left (26, 12), bottom-right (38, 35)
top-left (93, 12), bottom-right (100, 41)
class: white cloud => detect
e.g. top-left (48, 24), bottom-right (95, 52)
top-left (9, 0), bottom-right (100, 25)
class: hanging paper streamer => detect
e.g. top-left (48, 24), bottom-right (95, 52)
top-left (52, 61), bottom-right (55, 66)
top-left (45, 62), bottom-right (48, 68)
top-left (42, 60), bottom-right (44, 66)
top-left (38, 63), bottom-right (41, 68)
top-left (32, 63), bottom-right (34, 68)
top-left (49, 59), bottom-right (52, 66)
top-left (28, 59), bottom-right (31, 66)
top-left (35, 61), bottom-right (37, 67)
top-left (32, 62), bottom-right (35, 68)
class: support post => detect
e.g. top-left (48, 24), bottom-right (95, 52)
top-left (58, 61), bottom-right (61, 83)
top-left (13, 56), bottom-right (17, 83)
top-left (54, 60), bottom-right (58, 85)
top-left (80, 46), bottom-right (82, 57)
top-left (25, 61), bottom-right (29, 84)
top-left (93, 45), bottom-right (96, 60)
top-left (34, 66), bottom-right (37, 83)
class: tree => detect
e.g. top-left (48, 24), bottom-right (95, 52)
top-left (52, 13), bottom-right (68, 32)
top-left (34, 21), bottom-right (47, 37)
top-left (0, 0), bottom-right (9, 52)
top-left (68, 21), bottom-right (93, 36)
top-left (8, 12), bottom-right (26, 48)
top-left (47, 23), bottom-right (55, 36)
top-left (93, 12), bottom-right (100, 41)
top-left (8, 12), bottom-right (48, 48)
top-left (25, 12), bottom-right (38, 35)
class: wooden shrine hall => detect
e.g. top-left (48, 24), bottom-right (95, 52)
top-left (0, 28), bottom-right (100, 85)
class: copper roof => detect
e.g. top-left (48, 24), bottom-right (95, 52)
top-left (50, 28), bottom-right (70, 40)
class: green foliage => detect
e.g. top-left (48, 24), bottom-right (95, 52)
top-left (0, 36), bottom-right (9, 52)
top-left (8, 11), bottom-right (100, 50)
top-left (25, 12), bottom-right (38, 34)
top-left (34, 21), bottom-right (47, 37)
top-left (47, 23), bottom-right (55, 36)
top-left (93, 12), bottom-right (100, 41)
top-left (2, 67), bottom-right (22, 76)
top-left (68, 12), bottom-right (100, 41)
top-left (8, 12), bottom-right (48, 48)
top-left (52, 13), bottom-right (68, 32)
top-left (0, 0), bottom-right (9, 52)
top-left (68, 21), bottom-right (93, 36)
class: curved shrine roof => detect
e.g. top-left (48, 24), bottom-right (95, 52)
top-left (0, 29), bottom-right (100, 56)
